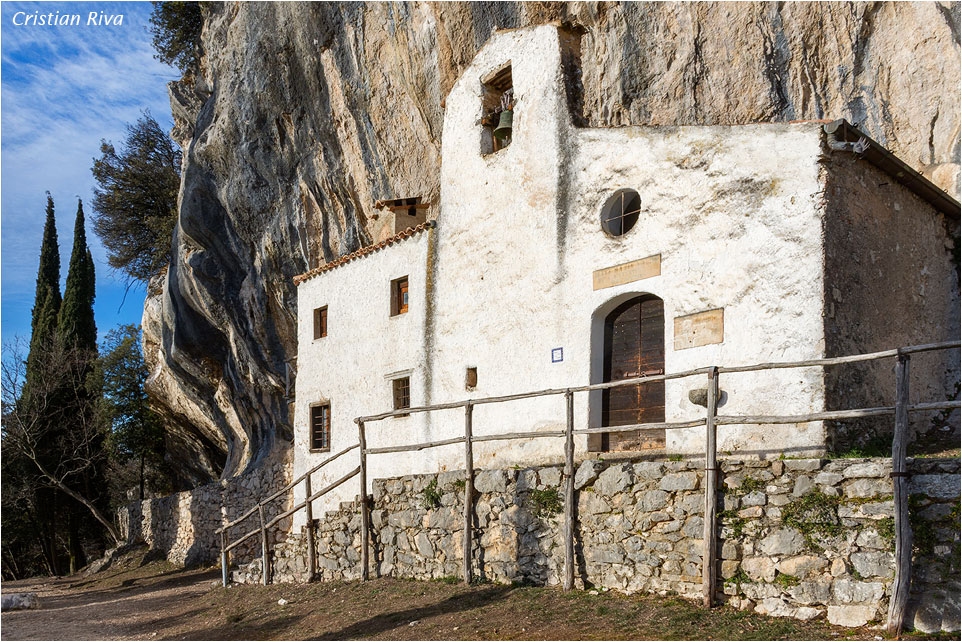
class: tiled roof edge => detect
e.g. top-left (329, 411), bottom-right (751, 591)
top-left (293, 221), bottom-right (435, 286)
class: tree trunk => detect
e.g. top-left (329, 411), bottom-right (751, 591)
top-left (139, 453), bottom-right (146, 500)
top-left (68, 509), bottom-right (87, 573)
top-left (29, 457), bottom-right (122, 546)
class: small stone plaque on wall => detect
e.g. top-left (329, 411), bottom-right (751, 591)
top-left (592, 254), bottom-right (661, 290)
top-left (674, 308), bottom-right (724, 350)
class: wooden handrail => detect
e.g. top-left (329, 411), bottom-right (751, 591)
top-left (715, 400), bottom-right (960, 426)
top-left (356, 340), bottom-right (960, 424)
top-left (216, 443), bottom-right (359, 534)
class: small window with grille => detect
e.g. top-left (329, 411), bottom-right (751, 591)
top-left (310, 403), bottom-right (331, 451)
top-left (600, 189), bottom-right (642, 237)
top-left (391, 276), bottom-right (409, 316)
top-left (392, 377), bottom-right (411, 416)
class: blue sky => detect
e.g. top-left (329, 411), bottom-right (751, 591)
top-left (1, 1), bottom-right (180, 349)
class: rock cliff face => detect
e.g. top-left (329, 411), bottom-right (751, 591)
top-left (145, 1), bottom-right (960, 484)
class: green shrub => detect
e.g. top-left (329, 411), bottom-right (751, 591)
top-left (149, 2), bottom-right (205, 73)
top-left (421, 478), bottom-right (442, 509)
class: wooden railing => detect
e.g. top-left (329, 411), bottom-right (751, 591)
top-left (215, 442), bottom-right (359, 586)
top-left (218, 340), bottom-right (959, 633)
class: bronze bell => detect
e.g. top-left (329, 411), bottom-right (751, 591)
top-left (493, 109), bottom-right (513, 141)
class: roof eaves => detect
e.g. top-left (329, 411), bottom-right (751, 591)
top-left (293, 221), bottom-right (435, 286)
top-left (824, 119), bottom-right (960, 220)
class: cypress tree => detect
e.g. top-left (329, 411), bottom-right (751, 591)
top-left (57, 200), bottom-right (103, 571)
top-left (58, 200), bottom-right (97, 351)
top-left (23, 193), bottom-right (65, 575)
top-left (28, 194), bottom-right (62, 357)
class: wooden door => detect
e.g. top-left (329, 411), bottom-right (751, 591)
top-left (601, 296), bottom-right (665, 450)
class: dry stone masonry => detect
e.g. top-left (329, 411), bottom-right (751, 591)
top-left (234, 456), bottom-right (960, 633)
top-left (118, 450), bottom-right (292, 567)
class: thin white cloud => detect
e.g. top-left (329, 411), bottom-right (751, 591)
top-left (1, 1), bottom-right (181, 339)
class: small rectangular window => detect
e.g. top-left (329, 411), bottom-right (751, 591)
top-left (391, 276), bottom-right (409, 316)
top-left (313, 306), bottom-right (327, 339)
top-left (465, 367), bottom-right (478, 390)
top-left (310, 403), bottom-right (330, 451)
top-left (392, 377), bottom-right (411, 415)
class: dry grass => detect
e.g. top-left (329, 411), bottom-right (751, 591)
top-left (2, 548), bottom-right (956, 641)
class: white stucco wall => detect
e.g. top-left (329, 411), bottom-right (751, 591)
top-left (293, 230), bottom-right (433, 525)
top-left (566, 123), bottom-right (828, 455)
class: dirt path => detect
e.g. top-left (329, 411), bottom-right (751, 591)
top-left (2, 562), bottom-right (219, 640)
top-left (1, 551), bottom-right (950, 641)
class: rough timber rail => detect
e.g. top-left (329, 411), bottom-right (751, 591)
top-left (217, 339), bottom-right (959, 635)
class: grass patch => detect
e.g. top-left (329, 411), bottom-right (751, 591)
top-left (718, 509), bottom-right (748, 537)
top-left (774, 572), bottom-right (799, 588)
top-left (781, 491), bottom-right (844, 551)
top-left (725, 567), bottom-right (750, 588)
top-left (434, 575), bottom-right (460, 585)
top-left (527, 487), bottom-right (563, 518)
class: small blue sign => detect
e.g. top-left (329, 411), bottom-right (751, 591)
top-left (551, 347), bottom-right (564, 363)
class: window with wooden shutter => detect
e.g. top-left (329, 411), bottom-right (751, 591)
top-left (391, 276), bottom-right (409, 316)
top-left (310, 403), bottom-right (331, 451)
top-left (313, 306), bottom-right (327, 339)
top-left (392, 377), bottom-right (410, 416)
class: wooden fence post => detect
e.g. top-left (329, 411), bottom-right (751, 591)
top-left (702, 367), bottom-right (719, 608)
top-left (305, 474), bottom-right (316, 581)
top-left (358, 420), bottom-right (370, 581)
top-left (463, 402), bottom-right (474, 584)
top-left (258, 504), bottom-right (270, 586)
top-left (887, 353), bottom-right (913, 633)
top-left (563, 390), bottom-right (575, 592)
top-left (220, 530), bottom-right (229, 587)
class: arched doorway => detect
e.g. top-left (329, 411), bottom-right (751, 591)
top-left (600, 295), bottom-right (665, 451)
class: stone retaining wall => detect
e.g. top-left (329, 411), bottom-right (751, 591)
top-left (234, 456), bottom-right (960, 633)
top-left (118, 448), bottom-right (292, 566)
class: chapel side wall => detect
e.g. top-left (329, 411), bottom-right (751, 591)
top-left (821, 149), bottom-right (961, 452)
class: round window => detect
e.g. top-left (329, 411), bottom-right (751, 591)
top-left (600, 189), bottom-right (641, 237)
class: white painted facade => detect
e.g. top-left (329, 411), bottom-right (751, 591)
top-left (292, 25), bottom-right (956, 520)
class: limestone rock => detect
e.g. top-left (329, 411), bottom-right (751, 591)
top-left (475, 470), bottom-right (507, 494)
top-left (775, 555), bottom-right (828, 579)
top-left (759, 528), bottom-right (805, 556)
top-left (595, 465), bottom-right (632, 496)
top-left (742, 557), bottom-right (777, 582)
top-left (850, 551), bottom-right (895, 579)
top-left (575, 461), bottom-right (603, 490)
top-left (832, 579), bottom-right (884, 604)
top-left (910, 474), bottom-right (962, 500)
top-left (1, 593), bottom-right (40, 611)
top-left (660, 473), bottom-right (698, 492)
top-left (827, 605), bottom-right (876, 627)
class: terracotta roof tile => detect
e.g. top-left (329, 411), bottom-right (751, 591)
top-left (293, 221), bottom-right (435, 285)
